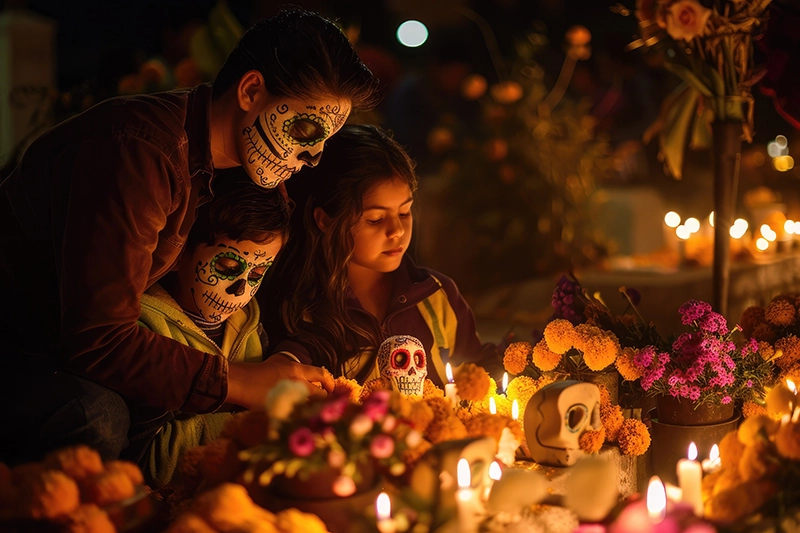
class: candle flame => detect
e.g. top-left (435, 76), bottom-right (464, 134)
top-left (709, 444), bottom-right (719, 462)
top-left (788, 379), bottom-right (797, 394)
top-left (457, 458), bottom-right (470, 489)
top-left (502, 372), bottom-right (509, 393)
top-left (512, 399), bottom-right (519, 421)
top-left (489, 461), bottom-right (502, 481)
top-left (489, 396), bottom-right (497, 415)
top-left (446, 362), bottom-right (454, 383)
top-left (688, 442), bottom-right (698, 461)
top-left (376, 492), bottom-right (391, 521)
top-left (646, 476), bottom-right (667, 522)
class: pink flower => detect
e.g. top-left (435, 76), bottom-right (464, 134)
top-left (332, 475), bottom-right (356, 497)
top-left (370, 434), bottom-right (395, 459)
top-left (660, 0), bottom-right (711, 42)
top-left (319, 397), bottom-right (347, 424)
top-left (327, 449), bottom-right (346, 469)
top-left (288, 427), bottom-right (315, 457)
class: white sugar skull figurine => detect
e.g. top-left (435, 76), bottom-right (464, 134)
top-left (378, 335), bottom-right (427, 396)
top-left (523, 380), bottom-right (602, 467)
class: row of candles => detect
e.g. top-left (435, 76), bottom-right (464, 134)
top-left (664, 210), bottom-right (800, 254)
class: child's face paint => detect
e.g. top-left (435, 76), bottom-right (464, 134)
top-left (349, 177), bottom-right (413, 275)
top-left (175, 235), bottom-right (283, 324)
top-left (239, 95), bottom-right (351, 188)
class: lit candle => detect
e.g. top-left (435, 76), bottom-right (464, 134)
top-left (376, 492), bottom-right (397, 533)
top-left (456, 458), bottom-right (479, 533)
top-left (676, 443), bottom-right (703, 516)
top-left (445, 363), bottom-right (459, 409)
top-left (647, 475), bottom-right (667, 523)
top-left (489, 396), bottom-right (497, 415)
top-left (502, 372), bottom-right (509, 395)
top-left (484, 460), bottom-right (502, 501)
top-left (701, 444), bottom-right (721, 474)
top-left (511, 399), bottom-right (519, 421)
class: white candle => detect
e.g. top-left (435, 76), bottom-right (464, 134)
top-left (701, 444), bottom-right (721, 474)
top-left (483, 460), bottom-right (502, 501)
top-left (511, 399), bottom-right (519, 421)
top-left (456, 458), bottom-right (479, 533)
top-left (489, 396), bottom-right (497, 415)
top-left (445, 363), bottom-right (459, 409)
top-left (647, 475), bottom-right (667, 523)
top-left (676, 442), bottom-right (703, 516)
top-left (376, 492), bottom-right (397, 533)
top-left (502, 372), bottom-right (509, 395)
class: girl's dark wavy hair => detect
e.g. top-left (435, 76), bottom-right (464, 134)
top-left (212, 7), bottom-right (380, 111)
top-left (188, 168), bottom-right (293, 250)
top-left (267, 124), bottom-right (417, 380)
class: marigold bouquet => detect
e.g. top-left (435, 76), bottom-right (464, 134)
top-left (741, 294), bottom-right (800, 381)
top-left (628, 299), bottom-right (776, 408)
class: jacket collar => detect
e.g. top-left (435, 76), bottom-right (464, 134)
top-left (346, 255), bottom-right (440, 314)
top-left (184, 83), bottom-right (214, 195)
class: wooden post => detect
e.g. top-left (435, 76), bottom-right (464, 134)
top-left (711, 120), bottom-right (742, 317)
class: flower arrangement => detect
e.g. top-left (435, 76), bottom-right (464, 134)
top-left (628, 299), bottom-right (776, 408)
top-left (701, 381), bottom-right (800, 526)
top-left (741, 294), bottom-right (800, 379)
top-left (238, 381), bottom-right (426, 498)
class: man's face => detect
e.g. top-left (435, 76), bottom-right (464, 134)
top-left (239, 94), bottom-right (351, 188)
top-left (174, 235), bottom-right (283, 324)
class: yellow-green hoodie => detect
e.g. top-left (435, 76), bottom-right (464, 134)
top-left (136, 283), bottom-right (264, 488)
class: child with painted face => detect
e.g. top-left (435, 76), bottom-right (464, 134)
top-left (262, 124), bottom-right (502, 386)
top-left (135, 168), bottom-right (288, 487)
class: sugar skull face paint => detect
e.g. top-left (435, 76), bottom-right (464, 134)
top-left (176, 236), bottom-right (283, 324)
top-left (241, 96), bottom-right (351, 188)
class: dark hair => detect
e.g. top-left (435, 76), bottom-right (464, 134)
top-left (269, 124), bottom-right (417, 379)
top-left (212, 8), bottom-right (380, 111)
top-left (187, 168), bottom-right (293, 250)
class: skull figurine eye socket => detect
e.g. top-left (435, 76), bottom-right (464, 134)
top-left (413, 350), bottom-right (424, 368)
top-left (391, 349), bottom-right (410, 370)
top-left (211, 253), bottom-right (247, 280)
top-left (565, 404), bottom-right (588, 433)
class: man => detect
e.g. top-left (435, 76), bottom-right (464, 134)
top-left (0, 8), bottom-right (378, 463)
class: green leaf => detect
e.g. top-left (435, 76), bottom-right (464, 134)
top-left (663, 63), bottom-right (713, 98)
top-left (658, 85), bottom-right (701, 179)
top-left (689, 106), bottom-right (713, 151)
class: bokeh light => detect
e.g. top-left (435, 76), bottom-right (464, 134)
top-left (397, 20), bottom-right (428, 47)
top-left (664, 211), bottom-right (681, 228)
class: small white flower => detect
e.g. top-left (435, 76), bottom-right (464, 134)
top-left (265, 379), bottom-right (309, 422)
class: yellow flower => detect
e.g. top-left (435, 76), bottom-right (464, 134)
top-left (453, 363), bottom-right (491, 401)
top-left (600, 404), bottom-right (624, 442)
top-left (737, 415), bottom-right (778, 446)
top-left (616, 419), bottom-right (650, 456)
top-left (423, 379), bottom-right (444, 400)
top-left (425, 416), bottom-right (468, 444)
top-left (532, 339), bottom-right (562, 371)
top-left (774, 418), bottom-right (800, 460)
top-left (503, 342), bottom-right (533, 374)
top-left (425, 397), bottom-right (453, 424)
top-left (615, 347), bottom-right (643, 381)
top-left (408, 400), bottom-right (435, 433)
top-left (576, 327), bottom-right (619, 371)
top-left (705, 480), bottom-right (778, 523)
top-left (579, 428), bottom-right (605, 454)
top-left (333, 376), bottom-right (362, 403)
top-left (359, 377), bottom-right (390, 403)
top-left (543, 319), bottom-right (576, 354)
top-left (775, 335), bottom-right (800, 371)
top-left (465, 413), bottom-right (511, 444)
top-left (757, 341), bottom-right (775, 362)
top-left (478, 393), bottom-right (511, 418)
top-left (738, 443), bottom-right (774, 481)
top-left (276, 508), bottom-right (329, 533)
top-left (765, 299), bottom-right (797, 327)
top-left (719, 430), bottom-right (745, 471)
top-left (741, 401), bottom-right (772, 420)
top-left (506, 376), bottom-right (539, 414)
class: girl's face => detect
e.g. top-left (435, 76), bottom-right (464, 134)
top-left (350, 177), bottom-right (413, 274)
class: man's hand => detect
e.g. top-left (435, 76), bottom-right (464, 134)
top-left (227, 356), bottom-right (334, 409)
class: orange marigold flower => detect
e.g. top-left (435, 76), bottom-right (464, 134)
top-left (506, 376), bottom-right (539, 414)
top-left (740, 306), bottom-right (766, 338)
top-left (426, 397), bottom-right (454, 424)
top-left (738, 442), bottom-right (775, 481)
top-left (536, 374), bottom-right (557, 389)
top-left (408, 400), bottom-right (435, 432)
top-left (425, 416), bottom-right (468, 444)
top-left (600, 404), bottom-right (624, 442)
top-left (543, 319), bottom-right (576, 354)
top-left (456, 406), bottom-right (476, 424)
top-left (757, 341), bottom-right (775, 362)
top-left (741, 401), bottom-right (771, 420)
top-left (453, 363), bottom-right (491, 402)
top-left (359, 377), bottom-right (391, 403)
top-left (579, 428), bottom-right (606, 454)
top-left (504, 342), bottom-right (533, 374)
top-left (615, 347), bottom-right (643, 381)
top-left (532, 339), bottom-right (562, 371)
top-left (616, 419), bottom-right (650, 456)
top-left (705, 480), bottom-right (778, 523)
top-left (751, 323), bottom-right (777, 344)
top-left (765, 299), bottom-right (796, 327)
top-left (465, 413), bottom-right (510, 444)
top-left (402, 438), bottom-right (432, 467)
top-left (575, 326), bottom-right (619, 371)
top-left (597, 384), bottom-right (611, 408)
top-left (333, 376), bottom-right (362, 403)
top-left (774, 335), bottom-right (800, 371)
top-left (719, 430), bottom-right (745, 470)
top-left (774, 418), bottom-right (800, 460)
top-left (781, 362), bottom-right (800, 385)
top-left (423, 379), bottom-right (444, 400)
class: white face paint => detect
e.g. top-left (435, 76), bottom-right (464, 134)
top-left (175, 236), bottom-right (283, 324)
top-left (240, 95), bottom-right (351, 188)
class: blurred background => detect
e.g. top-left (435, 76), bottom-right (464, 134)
top-left (2, 0), bottom-right (800, 339)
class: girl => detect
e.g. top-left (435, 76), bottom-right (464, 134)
top-left (262, 124), bottom-right (500, 386)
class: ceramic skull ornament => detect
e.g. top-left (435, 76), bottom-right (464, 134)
top-left (523, 380), bottom-right (602, 467)
top-left (378, 335), bottom-right (427, 396)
